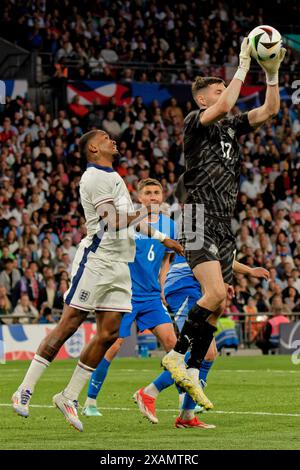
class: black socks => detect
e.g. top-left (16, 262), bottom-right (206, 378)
top-left (187, 321), bottom-right (217, 369)
top-left (174, 303), bottom-right (214, 355)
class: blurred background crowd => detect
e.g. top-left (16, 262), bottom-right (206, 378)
top-left (0, 0), bottom-right (299, 339)
top-left (0, 0), bottom-right (299, 84)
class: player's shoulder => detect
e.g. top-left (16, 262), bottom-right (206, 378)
top-left (82, 164), bottom-right (117, 184)
top-left (184, 109), bottom-right (209, 133)
top-left (184, 110), bottom-right (199, 126)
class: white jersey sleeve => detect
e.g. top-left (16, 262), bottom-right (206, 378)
top-left (79, 164), bottom-right (136, 262)
top-left (83, 168), bottom-right (114, 209)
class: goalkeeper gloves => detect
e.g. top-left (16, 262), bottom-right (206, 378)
top-left (257, 48), bottom-right (286, 86)
top-left (234, 37), bottom-right (252, 83)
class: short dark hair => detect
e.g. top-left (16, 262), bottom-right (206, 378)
top-left (4, 258), bottom-right (13, 266)
top-left (78, 130), bottom-right (105, 160)
top-left (191, 76), bottom-right (225, 99)
top-left (138, 178), bottom-right (163, 192)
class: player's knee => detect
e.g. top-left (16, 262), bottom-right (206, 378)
top-left (162, 334), bottom-right (177, 352)
top-left (97, 329), bottom-right (120, 348)
top-left (215, 298), bottom-right (226, 315)
top-left (207, 286), bottom-right (227, 308)
top-left (205, 349), bottom-right (218, 361)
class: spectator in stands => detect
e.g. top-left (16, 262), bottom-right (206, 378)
top-left (255, 296), bottom-right (290, 355)
top-left (0, 259), bottom-right (21, 300)
top-left (12, 293), bottom-right (39, 324)
top-left (61, 236), bottom-right (77, 262)
top-left (38, 277), bottom-right (57, 310)
top-left (36, 305), bottom-right (56, 324)
top-left (0, 285), bottom-right (12, 323)
top-left (102, 110), bottom-right (122, 139)
top-left (12, 268), bottom-right (40, 308)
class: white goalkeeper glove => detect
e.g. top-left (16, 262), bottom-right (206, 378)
top-left (234, 37), bottom-right (252, 83)
top-left (257, 48), bottom-right (286, 86)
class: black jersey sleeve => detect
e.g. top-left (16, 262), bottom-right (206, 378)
top-left (229, 112), bottom-right (253, 137)
top-left (184, 110), bottom-right (205, 133)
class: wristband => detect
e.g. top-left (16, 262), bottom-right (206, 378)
top-left (233, 67), bottom-right (247, 83)
top-left (265, 71), bottom-right (278, 86)
top-left (152, 229), bottom-right (167, 242)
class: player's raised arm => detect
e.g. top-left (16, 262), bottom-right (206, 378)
top-left (197, 38), bottom-right (251, 127)
top-left (248, 48), bottom-right (286, 128)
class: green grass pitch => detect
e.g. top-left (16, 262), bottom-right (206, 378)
top-left (1, 356), bottom-right (300, 450)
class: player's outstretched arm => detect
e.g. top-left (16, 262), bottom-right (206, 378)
top-left (96, 201), bottom-right (149, 232)
top-left (96, 202), bottom-right (184, 256)
top-left (200, 38), bottom-right (251, 126)
top-left (248, 48), bottom-right (286, 128)
top-left (233, 260), bottom-right (270, 280)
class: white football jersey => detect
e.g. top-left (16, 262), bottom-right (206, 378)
top-left (79, 163), bottom-right (136, 262)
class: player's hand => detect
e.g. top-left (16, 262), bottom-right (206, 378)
top-left (227, 285), bottom-right (235, 299)
top-left (249, 267), bottom-right (270, 281)
top-left (234, 37), bottom-right (251, 82)
top-left (163, 238), bottom-right (184, 257)
top-left (257, 48), bottom-right (286, 85)
top-left (239, 37), bottom-right (252, 72)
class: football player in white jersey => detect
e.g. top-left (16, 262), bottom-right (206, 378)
top-left (12, 129), bottom-right (184, 432)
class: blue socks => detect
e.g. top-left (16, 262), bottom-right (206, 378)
top-left (87, 358), bottom-right (111, 399)
top-left (199, 360), bottom-right (214, 386)
top-left (153, 370), bottom-right (174, 391)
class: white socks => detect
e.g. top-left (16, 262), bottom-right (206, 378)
top-left (143, 383), bottom-right (159, 399)
top-left (84, 397), bottom-right (97, 407)
top-left (63, 361), bottom-right (95, 401)
top-left (20, 354), bottom-right (50, 392)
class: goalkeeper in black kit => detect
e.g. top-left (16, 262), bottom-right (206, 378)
top-left (162, 38), bottom-right (286, 409)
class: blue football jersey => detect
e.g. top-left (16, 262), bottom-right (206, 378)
top-left (164, 253), bottom-right (201, 297)
top-left (130, 214), bottom-right (175, 300)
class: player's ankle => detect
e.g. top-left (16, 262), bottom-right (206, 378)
top-left (143, 383), bottom-right (159, 399)
top-left (85, 397), bottom-right (97, 407)
top-left (180, 409), bottom-right (195, 421)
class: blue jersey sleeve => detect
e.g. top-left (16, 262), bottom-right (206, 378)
top-left (130, 214), bottom-right (176, 300)
top-left (162, 216), bottom-right (176, 253)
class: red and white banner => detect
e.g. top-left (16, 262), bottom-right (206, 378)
top-left (0, 323), bottom-right (97, 361)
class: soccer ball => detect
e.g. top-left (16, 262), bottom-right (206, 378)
top-left (248, 25), bottom-right (282, 61)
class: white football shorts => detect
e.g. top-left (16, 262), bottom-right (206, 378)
top-left (64, 243), bottom-right (132, 313)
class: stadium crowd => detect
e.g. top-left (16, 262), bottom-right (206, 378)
top-left (0, 0), bottom-right (300, 341)
top-left (0, 0), bottom-right (299, 84)
top-left (0, 89), bottom-right (300, 329)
